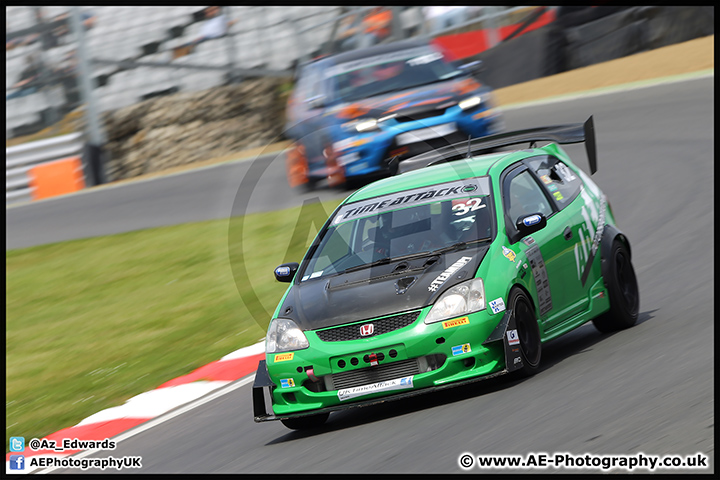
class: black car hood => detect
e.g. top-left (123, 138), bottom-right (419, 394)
top-left (280, 246), bottom-right (489, 330)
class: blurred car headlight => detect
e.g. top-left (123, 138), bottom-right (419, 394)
top-left (355, 118), bottom-right (379, 132)
top-left (459, 96), bottom-right (482, 111)
top-left (266, 318), bottom-right (309, 353)
top-left (425, 278), bottom-right (485, 324)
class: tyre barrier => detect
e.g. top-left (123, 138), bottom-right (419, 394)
top-left (6, 132), bottom-right (87, 206)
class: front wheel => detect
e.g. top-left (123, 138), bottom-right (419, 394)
top-left (592, 239), bottom-right (639, 333)
top-left (280, 412), bottom-right (329, 430)
top-left (508, 287), bottom-right (541, 377)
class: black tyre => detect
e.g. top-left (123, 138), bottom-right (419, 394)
top-left (280, 412), bottom-right (329, 430)
top-left (508, 287), bottom-right (542, 377)
top-left (592, 239), bottom-right (639, 333)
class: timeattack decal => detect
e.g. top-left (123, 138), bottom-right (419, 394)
top-left (333, 178), bottom-right (490, 225)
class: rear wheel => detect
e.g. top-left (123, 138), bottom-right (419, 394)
top-left (508, 287), bottom-right (541, 377)
top-left (280, 412), bottom-right (329, 430)
top-left (592, 239), bottom-right (639, 333)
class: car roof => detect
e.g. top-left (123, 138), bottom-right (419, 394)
top-left (344, 149), bottom-right (546, 204)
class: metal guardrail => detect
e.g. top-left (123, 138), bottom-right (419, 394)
top-left (6, 132), bottom-right (86, 206)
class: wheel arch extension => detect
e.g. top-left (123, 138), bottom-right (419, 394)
top-left (509, 282), bottom-right (536, 316)
top-left (601, 224), bottom-right (631, 280)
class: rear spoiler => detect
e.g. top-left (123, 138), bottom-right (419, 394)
top-left (398, 116), bottom-right (597, 175)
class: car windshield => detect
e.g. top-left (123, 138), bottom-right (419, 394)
top-left (327, 47), bottom-right (463, 103)
top-left (300, 178), bottom-right (493, 281)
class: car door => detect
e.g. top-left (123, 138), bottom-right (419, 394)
top-left (524, 155), bottom-right (591, 324)
top-left (501, 164), bottom-right (580, 328)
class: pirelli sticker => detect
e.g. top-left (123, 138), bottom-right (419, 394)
top-left (524, 236), bottom-right (552, 316)
top-left (273, 353), bottom-right (294, 363)
top-left (442, 316), bottom-right (470, 329)
top-left (334, 178), bottom-right (491, 225)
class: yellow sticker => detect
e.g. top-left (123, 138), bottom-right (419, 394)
top-left (442, 316), bottom-right (470, 329)
top-left (502, 246), bottom-right (516, 263)
top-left (274, 352), bottom-right (294, 362)
top-left (553, 191), bottom-right (564, 201)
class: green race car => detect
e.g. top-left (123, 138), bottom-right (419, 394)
top-left (253, 116), bottom-right (639, 429)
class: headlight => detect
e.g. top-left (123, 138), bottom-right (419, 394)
top-left (266, 318), bottom-right (309, 353)
top-left (425, 278), bottom-right (485, 324)
top-left (459, 96), bottom-right (482, 111)
top-left (355, 118), bottom-right (378, 132)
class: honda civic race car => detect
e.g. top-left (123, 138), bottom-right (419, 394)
top-left (254, 117), bottom-right (639, 430)
top-left (284, 38), bottom-right (504, 190)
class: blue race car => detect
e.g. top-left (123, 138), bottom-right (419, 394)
top-left (284, 39), bottom-right (504, 190)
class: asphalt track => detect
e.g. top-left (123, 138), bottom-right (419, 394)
top-left (37, 75), bottom-right (714, 473)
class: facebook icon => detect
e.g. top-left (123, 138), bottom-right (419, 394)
top-left (9, 455), bottom-right (25, 470)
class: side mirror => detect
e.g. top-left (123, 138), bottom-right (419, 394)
top-left (516, 213), bottom-right (547, 238)
top-left (274, 262), bottom-right (299, 282)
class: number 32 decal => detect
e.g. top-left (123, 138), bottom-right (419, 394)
top-left (452, 198), bottom-right (486, 216)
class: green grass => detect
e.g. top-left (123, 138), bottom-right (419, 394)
top-left (5, 198), bottom-right (342, 451)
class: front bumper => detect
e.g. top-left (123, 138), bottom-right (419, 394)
top-left (253, 307), bottom-right (523, 422)
top-left (332, 106), bottom-right (504, 179)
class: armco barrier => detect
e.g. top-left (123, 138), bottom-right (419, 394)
top-left (6, 132), bottom-right (87, 206)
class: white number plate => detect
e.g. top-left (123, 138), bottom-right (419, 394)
top-left (396, 123), bottom-right (457, 146)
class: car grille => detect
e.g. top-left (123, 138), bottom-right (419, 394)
top-left (325, 354), bottom-right (446, 391)
top-left (329, 358), bottom-right (419, 390)
top-left (395, 108), bottom-right (448, 122)
top-left (315, 311), bottom-right (420, 342)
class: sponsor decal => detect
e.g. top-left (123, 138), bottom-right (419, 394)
top-left (526, 243), bottom-right (552, 316)
top-left (326, 47), bottom-right (434, 76)
top-left (452, 343), bottom-right (472, 356)
top-left (360, 323), bottom-right (375, 336)
top-left (502, 246), bottom-right (516, 263)
top-left (275, 266), bottom-right (291, 277)
top-left (274, 352), bottom-right (294, 362)
top-left (428, 256), bottom-right (473, 292)
top-left (553, 191), bottom-right (564, 201)
top-left (547, 184), bottom-right (558, 192)
top-left (442, 316), bottom-right (470, 329)
top-left (338, 376), bottom-right (414, 401)
top-left (280, 378), bottom-right (295, 388)
top-left (574, 192), bottom-right (607, 286)
top-left (540, 174), bottom-right (552, 185)
top-left (489, 297), bottom-right (506, 314)
top-left (334, 178), bottom-right (490, 225)
top-left (522, 214), bottom-right (541, 227)
top-left (406, 52), bottom-right (443, 66)
top-left (522, 236), bottom-right (536, 247)
top-left (506, 329), bottom-right (520, 345)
